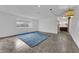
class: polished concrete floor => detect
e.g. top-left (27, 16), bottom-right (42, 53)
top-left (0, 31), bottom-right (79, 53)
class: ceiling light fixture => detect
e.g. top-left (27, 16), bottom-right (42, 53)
top-left (65, 8), bottom-right (74, 17)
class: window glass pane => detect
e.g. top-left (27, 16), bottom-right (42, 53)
top-left (16, 20), bottom-right (33, 28)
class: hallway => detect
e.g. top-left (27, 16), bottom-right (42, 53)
top-left (0, 32), bottom-right (79, 53)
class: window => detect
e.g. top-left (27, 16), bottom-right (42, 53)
top-left (16, 19), bottom-right (33, 28)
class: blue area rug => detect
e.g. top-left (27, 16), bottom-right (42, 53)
top-left (16, 31), bottom-right (48, 48)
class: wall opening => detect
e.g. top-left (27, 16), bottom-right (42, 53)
top-left (57, 16), bottom-right (73, 33)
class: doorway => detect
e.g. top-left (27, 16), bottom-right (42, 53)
top-left (57, 17), bottom-right (70, 33)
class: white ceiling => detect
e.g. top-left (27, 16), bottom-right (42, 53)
top-left (0, 5), bottom-right (78, 20)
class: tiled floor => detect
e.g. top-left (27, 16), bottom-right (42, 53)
top-left (0, 31), bottom-right (79, 53)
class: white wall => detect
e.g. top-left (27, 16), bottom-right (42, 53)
top-left (0, 12), bottom-right (38, 37)
top-left (16, 18), bottom-right (38, 34)
top-left (39, 17), bottom-right (58, 33)
top-left (69, 9), bottom-right (79, 48)
top-left (0, 10), bottom-right (58, 38)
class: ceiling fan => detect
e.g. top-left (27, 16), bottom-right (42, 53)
top-left (49, 5), bottom-right (77, 17)
top-left (49, 8), bottom-right (65, 17)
